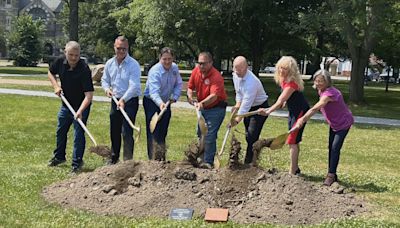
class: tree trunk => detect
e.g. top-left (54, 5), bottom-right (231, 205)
top-left (69, 0), bottom-right (79, 41)
top-left (249, 18), bottom-right (262, 77)
top-left (349, 48), bottom-right (369, 103)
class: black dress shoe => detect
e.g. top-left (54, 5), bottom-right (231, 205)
top-left (48, 157), bottom-right (66, 167)
top-left (71, 161), bottom-right (84, 174)
top-left (106, 159), bottom-right (119, 165)
top-left (295, 168), bottom-right (301, 175)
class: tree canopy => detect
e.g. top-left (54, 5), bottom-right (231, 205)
top-left (61, 0), bottom-right (399, 103)
top-left (8, 14), bottom-right (44, 66)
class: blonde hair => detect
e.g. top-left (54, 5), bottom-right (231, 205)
top-left (274, 56), bottom-right (304, 91)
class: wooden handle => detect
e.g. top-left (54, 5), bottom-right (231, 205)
top-left (60, 94), bottom-right (97, 146)
top-left (157, 100), bottom-right (171, 121)
top-left (235, 110), bottom-right (260, 118)
top-left (218, 127), bottom-right (231, 156)
top-left (112, 96), bottom-right (140, 132)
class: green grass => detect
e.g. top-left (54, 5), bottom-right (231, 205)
top-left (0, 66), bottom-right (49, 74)
top-left (0, 94), bottom-right (399, 227)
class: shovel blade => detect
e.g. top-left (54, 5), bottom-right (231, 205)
top-left (150, 113), bottom-right (159, 133)
top-left (198, 114), bottom-right (208, 136)
top-left (269, 132), bottom-right (290, 150)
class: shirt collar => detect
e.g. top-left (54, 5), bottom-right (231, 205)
top-left (63, 57), bottom-right (81, 70)
top-left (114, 54), bottom-right (130, 65)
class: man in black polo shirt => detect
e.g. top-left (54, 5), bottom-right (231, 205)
top-left (47, 41), bottom-right (94, 173)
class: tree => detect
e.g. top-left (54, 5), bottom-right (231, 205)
top-left (298, 2), bottom-right (348, 76)
top-left (60, 0), bottom-right (128, 59)
top-left (111, 0), bottom-right (233, 65)
top-left (8, 14), bottom-right (44, 66)
top-left (327, 0), bottom-right (391, 103)
top-left (224, 0), bottom-right (317, 76)
top-left (374, 2), bottom-right (400, 68)
top-left (0, 26), bottom-right (6, 57)
top-left (62, 0), bottom-right (83, 41)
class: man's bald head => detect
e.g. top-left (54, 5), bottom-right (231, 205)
top-left (233, 56), bottom-right (248, 77)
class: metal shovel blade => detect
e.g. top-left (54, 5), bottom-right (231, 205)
top-left (269, 127), bottom-right (297, 150)
top-left (269, 132), bottom-right (290, 150)
top-left (197, 110), bottom-right (208, 136)
top-left (150, 101), bottom-right (171, 133)
top-left (150, 112), bottom-right (159, 133)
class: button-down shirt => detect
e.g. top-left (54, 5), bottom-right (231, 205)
top-left (233, 69), bottom-right (268, 115)
top-left (101, 54), bottom-right (141, 101)
top-left (143, 62), bottom-right (183, 106)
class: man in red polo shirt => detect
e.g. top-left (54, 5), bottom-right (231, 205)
top-left (187, 52), bottom-right (227, 169)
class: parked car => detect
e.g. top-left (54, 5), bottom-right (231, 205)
top-left (377, 68), bottom-right (399, 83)
top-left (263, 66), bottom-right (276, 73)
top-left (143, 59), bottom-right (158, 76)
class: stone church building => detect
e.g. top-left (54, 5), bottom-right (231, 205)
top-left (0, 0), bottom-right (64, 58)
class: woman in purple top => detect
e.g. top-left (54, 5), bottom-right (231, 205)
top-left (295, 69), bottom-right (354, 186)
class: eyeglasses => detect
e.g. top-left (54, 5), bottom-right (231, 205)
top-left (197, 61), bottom-right (209, 66)
top-left (116, 47), bottom-right (127, 51)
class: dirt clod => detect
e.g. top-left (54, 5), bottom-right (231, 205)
top-left (228, 134), bottom-right (242, 169)
top-left (89, 145), bottom-right (111, 158)
top-left (152, 141), bottom-right (167, 161)
top-left (252, 137), bottom-right (274, 166)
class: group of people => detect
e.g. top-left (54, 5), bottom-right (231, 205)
top-left (47, 36), bottom-right (354, 186)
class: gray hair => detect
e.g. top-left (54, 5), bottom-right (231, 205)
top-left (199, 51), bottom-right (213, 62)
top-left (115, 35), bottom-right (128, 43)
top-left (312, 69), bottom-right (332, 88)
top-left (65, 41), bottom-right (80, 52)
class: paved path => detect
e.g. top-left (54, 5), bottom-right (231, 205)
top-left (1, 88), bottom-right (399, 127)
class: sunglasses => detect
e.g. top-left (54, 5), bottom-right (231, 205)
top-left (116, 47), bottom-right (127, 51)
top-left (197, 61), bottom-right (209, 66)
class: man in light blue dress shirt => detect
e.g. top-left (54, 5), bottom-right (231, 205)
top-left (231, 56), bottom-right (269, 164)
top-left (101, 36), bottom-right (142, 164)
top-left (143, 47), bottom-right (183, 160)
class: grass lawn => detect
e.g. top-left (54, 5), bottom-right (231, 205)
top-left (0, 66), bottom-right (49, 74)
top-left (0, 94), bottom-right (399, 227)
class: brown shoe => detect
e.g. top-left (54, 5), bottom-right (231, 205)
top-left (323, 173), bottom-right (338, 186)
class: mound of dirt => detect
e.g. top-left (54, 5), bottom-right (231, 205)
top-left (42, 160), bottom-right (367, 225)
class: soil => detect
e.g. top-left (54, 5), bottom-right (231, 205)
top-left (42, 136), bottom-right (368, 225)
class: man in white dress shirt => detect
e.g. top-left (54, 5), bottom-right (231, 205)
top-left (231, 56), bottom-right (269, 164)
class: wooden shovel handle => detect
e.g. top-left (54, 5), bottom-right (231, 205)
top-left (157, 100), bottom-right (171, 121)
top-left (235, 110), bottom-right (261, 118)
top-left (60, 94), bottom-right (97, 146)
top-left (112, 96), bottom-right (140, 132)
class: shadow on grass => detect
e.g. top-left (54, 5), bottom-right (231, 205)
top-left (301, 174), bottom-right (388, 193)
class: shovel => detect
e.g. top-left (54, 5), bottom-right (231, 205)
top-left (194, 104), bottom-right (208, 153)
top-left (269, 127), bottom-right (297, 150)
top-left (235, 108), bottom-right (269, 118)
top-left (150, 100), bottom-right (171, 133)
top-left (214, 108), bottom-right (238, 169)
top-left (112, 96), bottom-right (141, 142)
top-left (60, 94), bottom-right (97, 146)
top-left (195, 105), bottom-right (208, 136)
